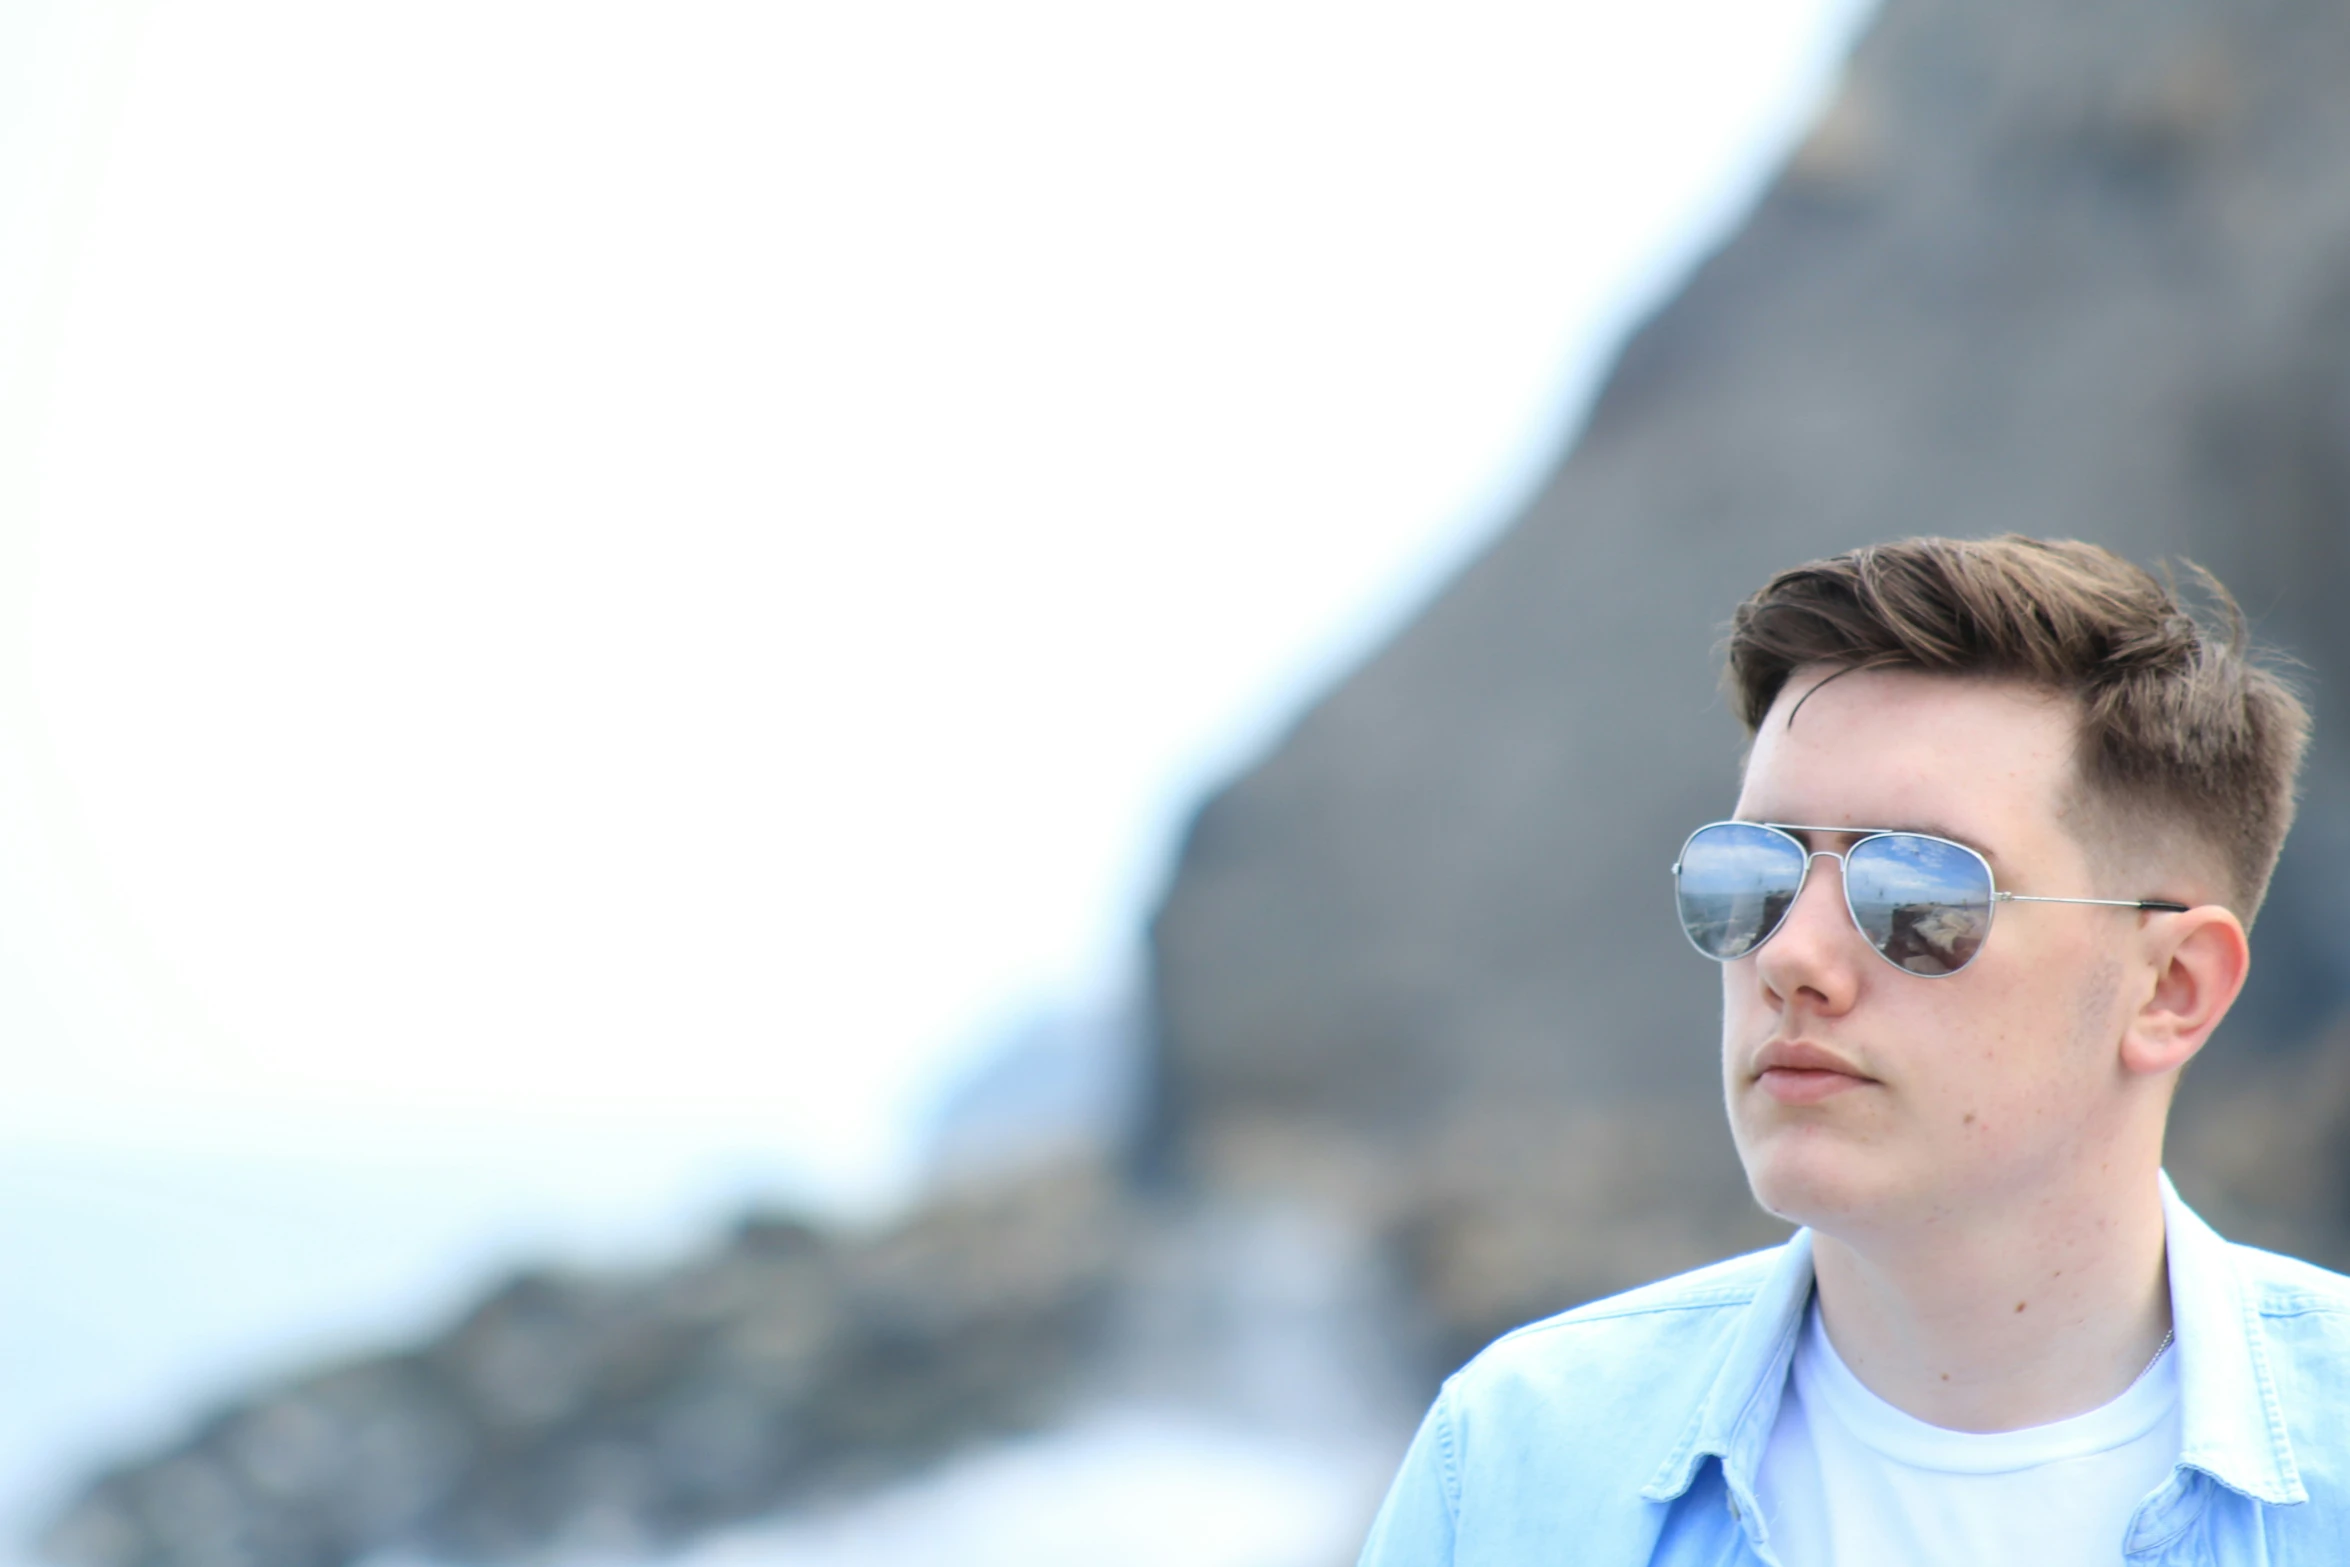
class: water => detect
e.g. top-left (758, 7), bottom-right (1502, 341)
top-left (640, 1411), bottom-right (1385, 1567)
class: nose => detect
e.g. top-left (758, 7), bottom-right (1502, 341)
top-left (1750, 848), bottom-right (1866, 1011)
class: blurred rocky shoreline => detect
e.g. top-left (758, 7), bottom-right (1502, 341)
top-left (42, 1170), bottom-right (1130, 1567)
top-left (41, 0), bottom-right (2350, 1559)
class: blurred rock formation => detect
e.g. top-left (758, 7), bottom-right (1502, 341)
top-left (921, 1004), bottom-right (1142, 1190)
top-left (41, 1171), bottom-right (1126, 1567)
top-left (44, 0), bottom-right (2350, 1560)
top-left (1149, 0), bottom-right (2350, 1367)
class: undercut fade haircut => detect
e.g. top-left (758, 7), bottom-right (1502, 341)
top-left (1725, 536), bottom-right (2311, 919)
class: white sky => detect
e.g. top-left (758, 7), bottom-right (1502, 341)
top-left (0, 0), bottom-right (1870, 1216)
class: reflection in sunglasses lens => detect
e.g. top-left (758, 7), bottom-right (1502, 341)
top-left (1677, 824), bottom-right (1807, 960)
top-left (1845, 834), bottom-right (1992, 976)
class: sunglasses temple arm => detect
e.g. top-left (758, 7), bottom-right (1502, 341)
top-left (1996, 893), bottom-right (2193, 912)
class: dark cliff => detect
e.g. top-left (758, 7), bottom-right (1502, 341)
top-left (1149, 0), bottom-right (2350, 1363)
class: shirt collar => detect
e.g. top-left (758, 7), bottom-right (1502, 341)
top-left (2161, 1170), bottom-right (2305, 1505)
top-left (1640, 1227), bottom-right (1812, 1504)
top-left (1637, 1176), bottom-right (2307, 1508)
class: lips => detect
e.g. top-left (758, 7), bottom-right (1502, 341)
top-left (1752, 1041), bottom-right (1876, 1105)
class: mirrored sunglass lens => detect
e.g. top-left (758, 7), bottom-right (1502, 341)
top-left (1845, 834), bottom-right (1992, 976)
top-left (1677, 824), bottom-right (1807, 960)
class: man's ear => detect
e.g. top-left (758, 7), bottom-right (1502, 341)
top-left (2120, 907), bottom-right (2251, 1077)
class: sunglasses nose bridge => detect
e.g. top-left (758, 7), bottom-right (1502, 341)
top-left (1788, 845), bottom-right (1849, 896)
top-left (1788, 845), bottom-right (1852, 910)
top-left (1759, 844), bottom-right (1872, 962)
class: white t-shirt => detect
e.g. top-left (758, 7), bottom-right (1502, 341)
top-left (1754, 1300), bottom-right (2182, 1566)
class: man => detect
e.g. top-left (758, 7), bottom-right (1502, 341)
top-left (1356, 536), bottom-right (2345, 1564)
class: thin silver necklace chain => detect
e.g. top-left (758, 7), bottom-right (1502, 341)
top-left (2129, 1326), bottom-right (2177, 1389)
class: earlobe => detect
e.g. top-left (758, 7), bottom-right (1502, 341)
top-left (2120, 908), bottom-right (2251, 1076)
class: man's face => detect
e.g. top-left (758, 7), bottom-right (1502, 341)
top-left (1723, 668), bottom-right (2151, 1236)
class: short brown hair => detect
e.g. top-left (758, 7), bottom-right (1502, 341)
top-left (1725, 536), bottom-right (2310, 917)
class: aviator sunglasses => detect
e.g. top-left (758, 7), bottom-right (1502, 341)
top-left (1672, 821), bottom-right (2189, 978)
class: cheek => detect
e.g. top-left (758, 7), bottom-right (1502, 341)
top-left (1720, 953), bottom-right (1779, 1014)
top-left (1927, 970), bottom-right (2116, 1146)
top-left (2067, 955), bottom-right (2129, 1051)
top-left (1719, 964), bottom-right (1767, 1059)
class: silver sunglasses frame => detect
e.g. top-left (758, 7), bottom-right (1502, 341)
top-left (1671, 820), bottom-right (2191, 977)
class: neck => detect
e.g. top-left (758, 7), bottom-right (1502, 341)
top-left (1807, 1166), bottom-right (2172, 1432)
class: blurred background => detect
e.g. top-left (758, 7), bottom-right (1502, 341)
top-left (14, 0), bottom-right (2350, 1563)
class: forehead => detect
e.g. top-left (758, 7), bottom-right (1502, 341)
top-left (1736, 668), bottom-right (2081, 846)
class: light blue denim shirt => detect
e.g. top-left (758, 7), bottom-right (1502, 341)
top-left (1359, 1176), bottom-right (2350, 1565)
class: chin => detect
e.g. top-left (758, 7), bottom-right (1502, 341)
top-left (1734, 1122), bottom-right (1898, 1233)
